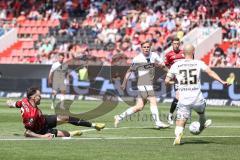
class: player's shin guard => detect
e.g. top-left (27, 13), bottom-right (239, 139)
top-left (170, 98), bottom-right (178, 114)
top-left (68, 117), bottom-right (92, 127)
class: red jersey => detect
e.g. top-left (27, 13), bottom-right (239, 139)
top-left (164, 50), bottom-right (184, 68)
top-left (15, 98), bottom-right (46, 132)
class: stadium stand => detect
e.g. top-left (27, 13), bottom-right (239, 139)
top-left (0, 0), bottom-right (238, 67)
top-left (202, 4), bottom-right (240, 67)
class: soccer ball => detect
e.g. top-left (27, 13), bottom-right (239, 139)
top-left (189, 121), bottom-right (201, 135)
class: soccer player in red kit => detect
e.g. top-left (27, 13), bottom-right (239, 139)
top-left (6, 87), bottom-right (105, 139)
top-left (164, 37), bottom-right (185, 125)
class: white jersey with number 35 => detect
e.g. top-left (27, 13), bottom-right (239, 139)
top-left (167, 59), bottom-right (208, 105)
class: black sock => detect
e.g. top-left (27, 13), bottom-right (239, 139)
top-left (170, 98), bottom-right (178, 114)
top-left (68, 117), bottom-right (92, 127)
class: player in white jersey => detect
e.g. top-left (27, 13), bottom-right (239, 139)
top-left (165, 44), bottom-right (229, 145)
top-left (114, 41), bottom-right (169, 129)
top-left (48, 53), bottom-right (69, 109)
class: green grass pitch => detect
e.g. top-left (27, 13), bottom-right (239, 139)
top-left (0, 98), bottom-right (240, 160)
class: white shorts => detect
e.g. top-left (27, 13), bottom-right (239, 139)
top-left (176, 100), bottom-right (206, 120)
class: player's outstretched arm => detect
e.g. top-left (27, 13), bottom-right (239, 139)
top-left (205, 67), bottom-right (229, 85)
top-left (25, 130), bottom-right (54, 140)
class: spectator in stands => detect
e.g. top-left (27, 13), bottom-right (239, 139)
top-left (0, 22), bottom-right (4, 36)
top-left (209, 44), bottom-right (225, 67)
top-left (139, 13), bottom-right (150, 32)
top-left (0, 28), bottom-right (4, 36)
top-left (105, 8), bottom-right (117, 25)
top-left (58, 42), bottom-right (70, 54)
top-left (213, 43), bottom-right (225, 57)
top-left (226, 51), bottom-right (237, 67)
top-left (1, 0), bottom-right (233, 65)
top-left (69, 42), bottom-right (83, 58)
top-left (28, 6), bottom-right (42, 20)
top-left (65, 0), bottom-right (73, 16)
top-left (13, 0), bottom-right (22, 17)
top-left (119, 38), bottom-right (131, 51)
top-left (50, 8), bottom-right (62, 20)
top-left (236, 52), bottom-right (240, 67)
top-left (58, 20), bottom-right (69, 35)
top-left (97, 24), bottom-right (120, 45)
top-left (17, 11), bottom-right (26, 23)
top-left (39, 39), bottom-right (54, 56)
top-left (67, 18), bottom-right (79, 36)
top-left (92, 17), bottom-right (103, 37)
top-left (181, 16), bottom-right (191, 32)
top-left (197, 3), bottom-right (207, 21)
top-left (87, 3), bottom-right (99, 18)
top-left (163, 16), bottom-right (176, 32)
top-left (0, 8), bottom-right (7, 20)
top-left (229, 20), bottom-right (238, 40)
top-left (41, 54), bottom-right (53, 64)
top-left (227, 43), bottom-right (238, 55)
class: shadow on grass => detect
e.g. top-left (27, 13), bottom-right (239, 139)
top-left (141, 127), bottom-right (172, 131)
top-left (183, 139), bottom-right (212, 145)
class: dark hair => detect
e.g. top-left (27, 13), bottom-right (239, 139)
top-left (172, 37), bottom-right (180, 42)
top-left (27, 87), bottom-right (40, 99)
top-left (59, 53), bottom-right (65, 57)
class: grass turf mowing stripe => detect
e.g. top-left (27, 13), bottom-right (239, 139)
top-left (0, 135), bottom-right (240, 141)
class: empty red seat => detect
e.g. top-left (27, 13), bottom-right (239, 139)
top-left (32, 34), bottom-right (38, 41)
top-left (52, 20), bottom-right (60, 27)
top-left (22, 20), bottom-right (31, 27)
top-left (40, 20), bottom-right (48, 27)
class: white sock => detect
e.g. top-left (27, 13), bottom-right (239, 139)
top-left (118, 107), bottom-right (135, 121)
top-left (60, 94), bottom-right (65, 101)
top-left (150, 106), bottom-right (162, 126)
top-left (91, 123), bottom-right (96, 128)
top-left (52, 95), bottom-right (56, 107)
top-left (175, 126), bottom-right (184, 137)
top-left (199, 113), bottom-right (206, 127)
top-left (60, 95), bottom-right (65, 109)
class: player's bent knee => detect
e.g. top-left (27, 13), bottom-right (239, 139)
top-left (57, 115), bottom-right (69, 122)
top-left (176, 119), bottom-right (187, 126)
top-left (134, 105), bottom-right (144, 112)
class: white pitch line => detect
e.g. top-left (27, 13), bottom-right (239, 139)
top-left (0, 135), bottom-right (240, 141)
top-left (81, 125), bottom-right (240, 133)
